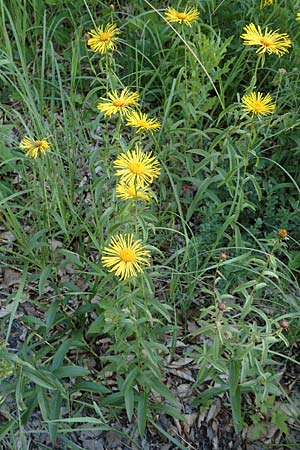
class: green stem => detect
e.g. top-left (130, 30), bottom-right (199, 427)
top-left (248, 55), bottom-right (262, 92)
top-left (237, 116), bottom-right (256, 217)
top-left (39, 160), bottom-right (52, 264)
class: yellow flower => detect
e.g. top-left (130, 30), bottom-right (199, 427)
top-left (114, 146), bottom-right (160, 187)
top-left (241, 92), bottom-right (275, 116)
top-left (116, 180), bottom-right (151, 201)
top-left (277, 229), bottom-right (288, 239)
top-left (165, 6), bottom-right (199, 26)
top-left (101, 233), bottom-right (151, 280)
top-left (126, 111), bottom-right (160, 133)
top-left (97, 88), bottom-right (139, 117)
top-left (261, 0), bottom-right (274, 6)
top-left (296, 12), bottom-right (300, 21)
top-left (240, 23), bottom-right (292, 56)
top-left (87, 23), bottom-right (121, 54)
top-left (19, 136), bottom-right (51, 159)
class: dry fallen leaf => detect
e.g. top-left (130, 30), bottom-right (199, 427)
top-left (0, 303), bottom-right (14, 318)
top-left (168, 368), bottom-right (195, 383)
top-left (0, 231), bottom-right (16, 242)
top-left (176, 383), bottom-right (193, 398)
top-left (169, 357), bottom-right (194, 368)
top-left (3, 268), bottom-right (21, 287)
top-left (182, 412), bottom-right (198, 435)
top-left (206, 398), bottom-right (222, 422)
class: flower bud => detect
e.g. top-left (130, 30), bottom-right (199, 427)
top-left (219, 303), bottom-right (226, 312)
top-left (277, 229), bottom-right (288, 239)
top-left (280, 320), bottom-right (289, 330)
top-left (220, 252), bottom-right (228, 261)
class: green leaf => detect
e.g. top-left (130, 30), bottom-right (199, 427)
top-left (192, 385), bottom-right (227, 405)
top-left (87, 316), bottom-right (104, 335)
top-left (99, 392), bottom-right (124, 407)
top-left (51, 339), bottom-right (86, 370)
top-left (140, 374), bottom-right (178, 406)
top-left (53, 365), bottom-right (90, 378)
top-left (124, 386), bottom-right (135, 422)
top-left (39, 264), bottom-right (52, 296)
top-left (123, 367), bottom-right (139, 421)
top-left (24, 367), bottom-right (62, 391)
top-left (123, 367), bottom-right (139, 392)
top-left (151, 403), bottom-right (185, 422)
top-left (229, 360), bottom-right (240, 395)
top-left (46, 300), bottom-right (59, 332)
top-left (271, 409), bottom-right (289, 434)
top-left (213, 333), bottom-right (220, 361)
top-left (37, 387), bottom-right (50, 420)
top-left (6, 263), bottom-right (28, 342)
top-left (59, 249), bottom-right (83, 268)
top-left (229, 361), bottom-right (243, 433)
top-left (49, 391), bottom-right (63, 445)
top-left (46, 417), bottom-right (110, 425)
top-left (137, 392), bottom-right (147, 436)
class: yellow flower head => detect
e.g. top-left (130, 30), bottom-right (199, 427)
top-left (87, 23), bottom-right (121, 54)
top-left (101, 233), bottom-right (151, 280)
top-left (241, 92), bottom-right (275, 116)
top-left (296, 12), bottom-right (300, 22)
top-left (126, 111), bottom-right (160, 133)
top-left (261, 0), bottom-right (274, 7)
top-left (240, 23), bottom-right (292, 56)
top-left (19, 136), bottom-right (50, 159)
top-left (116, 180), bottom-right (151, 201)
top-left (277, 228), bottom-right (288, 239)
top-left (97, 88), bottom-right (139, 117)
top-left (165, 6), bottom-right (200, 26)
top-left (114, 145), bottom-right (160, 187)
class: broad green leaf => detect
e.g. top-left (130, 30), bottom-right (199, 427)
top-left (124, 386), bottom-right (135, 422)
top-left (53, 365), bottom-right (90, 378)
top-left (137, 392), bottom-right (147, 436)
top-left (39, 264), bottom-right (52, 296)
top-left (87, 316), bottom-right (104, 335)
top-left (51, 339), bottom-right (86, 370)
top-left (229, 361), bottom-right (243, 433)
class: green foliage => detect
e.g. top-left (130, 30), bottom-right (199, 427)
top-left (0, 0), bottom-right (300, 448)
top-left (191, 300), bottom-right (292, 431)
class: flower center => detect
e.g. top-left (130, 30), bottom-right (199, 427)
top-left (127, 186), bottom-right (137, 196)
top-left (252, 102), bottom-right (264, 112)
top-left (128, 161), bottom-right (145, 175)
top-left (260, 36), bottom-right (273, 47)
top-left (176, 12), bottom-right (187, 20)
top-left (137, 120), bottom-right (149, 128)
top-left (113, 99), bottom-right (125, 107)
top-left (34, 141), bottom-right (43, 148)
top-left (99, 33), bottom-right (110, 42)
top-left (119, 248), bottom-right (135, 262)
